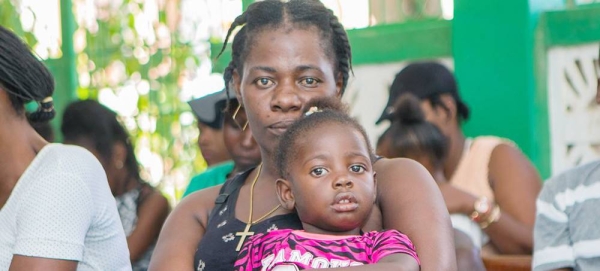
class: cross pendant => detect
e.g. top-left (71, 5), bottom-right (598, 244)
top-left (235, 224), bottom-right (254, 251)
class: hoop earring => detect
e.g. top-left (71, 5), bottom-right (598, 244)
top-left (232, 103), bottom-right (249, 131)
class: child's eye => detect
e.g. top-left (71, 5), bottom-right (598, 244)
top-left (255, 78), bottom-right (274, 88)
top-left (349, 165), bottom-right (365, 173)
top-left (310, 167), bottom-right (328, 177)
top-left (300, 77), bottom-right (320, 87)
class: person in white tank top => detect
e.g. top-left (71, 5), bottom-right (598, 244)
top-left (377, 62), bottom-right (542, 256)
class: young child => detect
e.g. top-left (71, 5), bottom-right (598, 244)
top-left (376, 94), bottom-right (448, 181)
top-left (234, 98), bottom-right (420, 270)
top-left (377, 94), bottom-right (489, 250)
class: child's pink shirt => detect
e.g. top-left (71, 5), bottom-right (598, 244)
top-left (234, 229), bottom-right (419, 270)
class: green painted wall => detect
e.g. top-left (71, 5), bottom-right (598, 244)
top-left (540, 4), bottom-right (600, 46)
top-left (452, 0), bottom-right (564, 179)
top-left (211, 19), bottom-right (452, 73)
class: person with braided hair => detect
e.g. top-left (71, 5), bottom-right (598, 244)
top-left (150, 1), bottom-right (455, 270)
top-left (0, 26), bottom-right (131, 270)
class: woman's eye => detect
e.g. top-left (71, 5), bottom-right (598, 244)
top-left (350, 165), bottom-right (365, 173)
top-left (300, 77), bottom-right (319, 87)
top-left (255, 78), bottom-right (274, 88)
top-left (311, 167), bottom-right (328, 177)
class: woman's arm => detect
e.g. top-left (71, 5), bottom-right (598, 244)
top-left (485, 144), bottom-right (542, 254)
top-left (148, 185), bottom-right (221, 271)
top-left (10, 256), bottom-right (77, 271)
top-left (126, 188), bottom-right (170, 261)
top-left (374, 158), bottom-right (457, 271)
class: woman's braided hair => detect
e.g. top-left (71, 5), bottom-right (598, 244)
top-left (0, 26), bottom-right (55, 122)
top-left (219, 0), bottom-right (352, 98)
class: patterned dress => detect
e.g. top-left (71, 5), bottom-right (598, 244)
top-left (115, 187), bottom-right (155, 271)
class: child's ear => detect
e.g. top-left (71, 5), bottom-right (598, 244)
top-left (276, 178), bottom-right (295, 210)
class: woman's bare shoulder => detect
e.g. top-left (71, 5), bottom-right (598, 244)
top-left (176, 184), bottom-right (224, 223)
top-left (374, 157), bottom-right (436, 185)
top-left (150, 185), bottom-right (224, 270)
top-left (373, 157), bottom-right (442, 211)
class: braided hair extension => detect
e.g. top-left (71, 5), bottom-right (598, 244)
top-left (0, 26), bottom-right (55, 122)
top-left (218, 0), bottom-right (353, 96)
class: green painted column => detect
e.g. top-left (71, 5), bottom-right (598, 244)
top-left (452, 0), bottom-right (563, 179)
top-left (52, 0), bottom-right (78, 139)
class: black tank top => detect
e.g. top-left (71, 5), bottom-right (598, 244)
top-left (193, 169), bottom-right (302, 271)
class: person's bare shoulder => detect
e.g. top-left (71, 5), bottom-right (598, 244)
top-left (374, 157), bottom-right (436, 186)
top-left (149, 184), bottom-right (225, 270)
top-left (373, 157), bottom-right (443, 218)
top-left (178, 184), bottom-right (224, 225)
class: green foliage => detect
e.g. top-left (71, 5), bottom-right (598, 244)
top-left (0, 0), bottom-right (38, 46)
top-left (71, 0), bottom-right (206, 202)
top-left (1, 0), bottom-right (207, 203)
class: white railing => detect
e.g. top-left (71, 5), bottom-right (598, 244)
top-left (547, 43), bottom-right (600, 176)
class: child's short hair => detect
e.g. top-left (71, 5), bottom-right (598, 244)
top-left (380, 94), bottom-right (448, 168)
top-left (275, 97), bottom-right (376, 179)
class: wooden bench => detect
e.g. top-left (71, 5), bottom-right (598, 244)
top-left (482, 255), bottom-right (532, 271)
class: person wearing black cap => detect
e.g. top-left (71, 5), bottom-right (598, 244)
top-left (377, 62), bottom-right (542, 256)
top-left (188, 89), bottom-right (233, 167)
top-left (184, 89), bottom-right (261, 196)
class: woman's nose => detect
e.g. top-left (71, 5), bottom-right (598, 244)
top-left (270, 82), bottom-right (301, 113)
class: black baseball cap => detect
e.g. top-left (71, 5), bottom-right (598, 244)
top-left (188, 88), bottom-right (236, 129)
top-left (376, 62), bottom-right (459, 124)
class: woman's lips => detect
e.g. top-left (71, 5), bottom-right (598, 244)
top-left (267, 120), bottom-right (296, 135)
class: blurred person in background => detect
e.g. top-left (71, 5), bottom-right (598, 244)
top-left (188, 89), bottom-right (232, 168)
top-left (532, 46), bottom-right (600, 271)
top-left (377, 62), bottom-right (542, 255)
top-left (0, 25), bottom-right (130, 270)
top-left (183, 88), bottom-right (261, 197)
top-left (62, 100), bottom-right (169, 271)
top-left (377, 94), bottom-right (485, 271)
